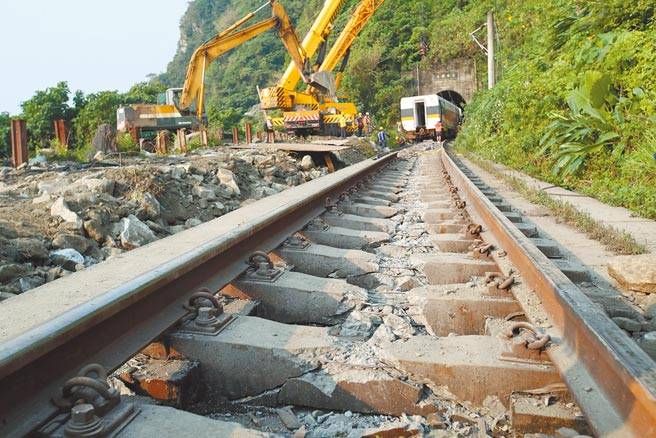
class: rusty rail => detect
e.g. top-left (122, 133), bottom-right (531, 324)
top-left (440, 148), bottom-right (656, 437)
top-left (0, 152), bottom-right (397, 436)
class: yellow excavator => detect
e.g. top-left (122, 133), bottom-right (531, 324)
top-left (259, 0), bottom-right (385, 136)
top-left (117, 0), bottom-right (383, 143)
top-left (118, 0), bottom-right (328, 143)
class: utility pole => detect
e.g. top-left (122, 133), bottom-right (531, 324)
top-left (487, 10), bottom-right (495, 89)
top-left (416, 63), bottom-right (420, 95)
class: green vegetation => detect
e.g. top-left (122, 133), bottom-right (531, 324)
top-left (450, 1), bottom-right (655, 219)
top-left (0, 112), bottom-right (10, 158)
top-left (11, 80), bottom-right (166, 158)
top-left (464, 151), bottom-right (647, 255)
top-left (21, 81), bottom-right (75, 150)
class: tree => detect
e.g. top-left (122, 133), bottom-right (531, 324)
top-left (0, 112), bottom-right (10, 158)
top-left (21, 81), bottom-right (73, 149)
top-left (72, 91), bottom-right (124, 147)
top-left (124, 81), bottom-right (167, 104)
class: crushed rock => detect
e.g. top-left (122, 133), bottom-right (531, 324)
top-left (0, 148), bottom-right (331, 299)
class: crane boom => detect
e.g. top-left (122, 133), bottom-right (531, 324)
top-left (260, 0), bottom-right (385, 135)
top-left (178, 0), bottom-right (312, 119)
top-left (278, 0), bottom-right (346, 91)
top-left (318, 0), bottom-right (385, 74)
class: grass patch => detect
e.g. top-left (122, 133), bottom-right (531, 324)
top-left (460, 151), bottom-right (647, 256)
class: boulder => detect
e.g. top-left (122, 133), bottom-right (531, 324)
top-left (51, 197), bottom-right (82, 229)
top-left (300, 155), bottom-right (315, 170)
top-left (50, 248), bottom-right (85, 270)
top-left (185, 218), bottom-right (202, 228)
top-left (66, 177), bottom-right (115, 195)
top-left (170, 166), bottom-right (187, 180)
top-left (608, 254), bottom-right (656, 293)
top-left (140, 192), bottom-right (161, 220)
top-left (91, 123), bottom-right (117, 153)
top-left (216, 168), bottom-right (241, 196)
top-left (84, 219), bottom-right (108, 243)
top-left (38, 180), bottom-right (69, 195)
top-left (612, 316), bottom-right (643, 333)
top-left (10, 238), bottom-right (49, 263)
top-left (0, 263), bottom-right (28, 283)
top-left (119, 215), bottom-right (157, 249)
top-left (19, 276), bottom-right (45, 293)
top-left (52, 233), bottom-right (93, 254)
top-left (192, 185), bottom-right (217, 201)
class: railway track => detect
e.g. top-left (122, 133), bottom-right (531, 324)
top-left (1, 145), bottom-right (654, 437)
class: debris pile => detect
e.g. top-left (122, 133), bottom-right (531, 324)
top-left (0, 149), bottom-right (340, 299)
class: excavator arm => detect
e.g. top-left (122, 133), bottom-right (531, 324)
top-left (277, 0), bottom-right (346, 91)
top-left (178, 0), bottom-right (312, 119)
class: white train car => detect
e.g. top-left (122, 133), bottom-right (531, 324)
top-left (400, 94), bottom-right (461, 141)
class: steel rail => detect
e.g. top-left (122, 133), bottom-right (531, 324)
top-left (0, 152), bottom-right (397, 436)
top-left (440, 149), bottom-right (656, 437)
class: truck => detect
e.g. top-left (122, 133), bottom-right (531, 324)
top-left (116, 88), bottom-right (203, 144)
top-left (400, 94), bottom-right (462, 142)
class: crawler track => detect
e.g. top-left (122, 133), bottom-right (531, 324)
top-left (1, 145), bottom-right (654, 437)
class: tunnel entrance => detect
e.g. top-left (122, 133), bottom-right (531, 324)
top-left (437, 90), bottom-right (466, 110)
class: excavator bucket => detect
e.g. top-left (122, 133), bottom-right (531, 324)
top-left (309, 72), bottom-right (336, 99)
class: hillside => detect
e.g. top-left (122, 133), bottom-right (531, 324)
top-left (158, 0), bottom-right (451, 127)
top-left (444, 1), bottom-right (656, 219)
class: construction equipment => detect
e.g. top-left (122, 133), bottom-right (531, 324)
top-left (259, 0), bottom-right (385, 136)
top-left (117, 0), bottom-right (324, 144)
top-left (116, 88), bottom-right (201, 145)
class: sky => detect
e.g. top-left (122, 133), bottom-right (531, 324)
top-left (0, 0), bottom-right (190, 114)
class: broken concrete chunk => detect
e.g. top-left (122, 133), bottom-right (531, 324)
top-left (396, 275), bottom-right (419, 291)
top-left (119, 214), bottom-right (157, 249)
top-left (337, 310), bottom-right (378, 338)
top-left (19, 276), bottom-right (45, 292)
top-left (608, 254), bottom-right (656, 293)
top-left (140, 192), bottom-right (161, 220)
top-left (276, 407), bottom-right (302, 430)
top-left (368, 324), bottom-right (398, 344)
top-left (382, 313), bottom-right (416, 338)
top-left (277, 367), bottom-right (436, 416)
top-left (50, 248), bottom-right (84, 270)
top-left (9, 238), bottom-right (49, 263)
top-left (300, 155), bottom-right (315, 170)
top-left (0, 263), bottom-right (29, 283)
top-left (348, 272), bottom-right (395, 289)
top-left (217, 168), bottom-right (241, 196)
top-left (50, 197), bottom-right (82, 229)
top-left (52, 233), bottom-right (93, 254)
